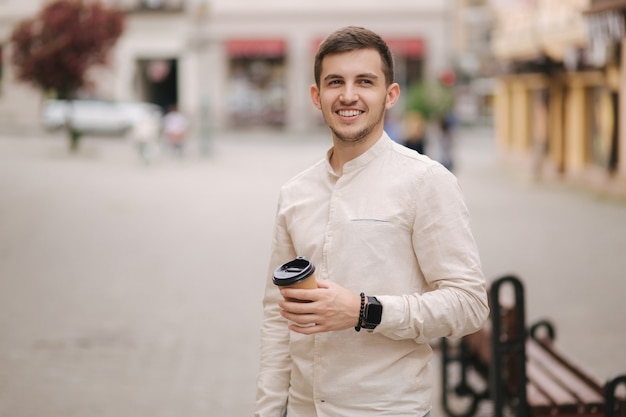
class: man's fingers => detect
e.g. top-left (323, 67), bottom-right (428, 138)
top-left (288, 323), bottom-right (323, 335)
top-left (280, 308), bottom-right (314, 320)
top-left (280, 288), bottom-right (316, 302)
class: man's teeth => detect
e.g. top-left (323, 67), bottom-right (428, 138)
top-left (338, 110), bottom-right (361, 117)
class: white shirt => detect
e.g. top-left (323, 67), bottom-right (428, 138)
top-left (256, 132), bottom-right (489, 417)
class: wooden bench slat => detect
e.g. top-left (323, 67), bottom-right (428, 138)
top-left (526, 381), bottom-right (552, 407)
top-left (527, 360), bottom-right (579, 407)
top-left (534, 339), bottom-right (605, 393)
top-left (527, 340), bottom-right (605, 406)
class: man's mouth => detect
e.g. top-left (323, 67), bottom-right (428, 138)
top-left (337, 109), bottom-right (363, 117)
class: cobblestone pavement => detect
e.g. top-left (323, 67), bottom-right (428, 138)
top-left (1, 127), bottom-right (625, 417)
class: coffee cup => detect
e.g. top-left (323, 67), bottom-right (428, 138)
top-left (273, 257), bottom-right (317, 301)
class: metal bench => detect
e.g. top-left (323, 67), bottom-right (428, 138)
top-left (440, 274), bottom-right (626, 417)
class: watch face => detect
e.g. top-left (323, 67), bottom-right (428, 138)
top-left (365, 297), bottom-right (383, 326)
top-left (366, 304), bottom-right (382, 324)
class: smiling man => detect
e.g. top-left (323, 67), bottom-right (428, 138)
top-left (255, 26), bottom-right (489, 417)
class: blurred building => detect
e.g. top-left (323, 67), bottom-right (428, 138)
top-left (0, 0), bottom-right (42, 131)
top-left (490, 0), bottom-right (626, 197)
top-left (452, 0), bottom-right (498, 125)
top-left (0, 0), bottom-right (464, 135)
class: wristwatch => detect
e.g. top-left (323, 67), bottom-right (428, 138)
top-left (362, 296), bottom-right (383, 330)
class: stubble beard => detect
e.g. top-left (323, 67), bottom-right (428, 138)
top-left (330, 124), bottom-right (374, 144)
top-left (326, 101), bottom-right (386, 144)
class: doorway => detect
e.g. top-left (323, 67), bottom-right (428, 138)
top-left (136, 58), bottom-right (179, 111)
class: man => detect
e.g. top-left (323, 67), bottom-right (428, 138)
top-left (256, 26), bottom-right (489, 417)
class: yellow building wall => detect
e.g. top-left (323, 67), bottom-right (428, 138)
top-left (563, 81), bottom-right (587, 172)
top-left (620, 38), bottom-right (626, 179)
top-left (511, 80), bottom-right (530, 152)
top-left (493, 80), bottom-right (511, 149)
top-left (548, 82), bottom-right (565, 172)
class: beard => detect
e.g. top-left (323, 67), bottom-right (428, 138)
top-left (324, 99), bottom-right (386, 144)
top-left (329, 124), bottom-right (376, 144)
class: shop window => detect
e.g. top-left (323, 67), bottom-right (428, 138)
top-left (227, 57), bottom-right (286, 128)
top-left (226, 39), bottom-right (286, 128)
top-left (405, 58), bottom-right (425, 87)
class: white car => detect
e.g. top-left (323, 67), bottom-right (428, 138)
top-left (42, 99), bottom-right (162, 136)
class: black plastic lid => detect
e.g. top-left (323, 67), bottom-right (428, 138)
top-left (272, 256), bottom-right (315, 286)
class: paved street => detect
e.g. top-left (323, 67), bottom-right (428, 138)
top-left (1, 126), bottom-right (625, 417)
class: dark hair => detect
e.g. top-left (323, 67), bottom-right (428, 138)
top-left (314, 26), bottom-right (395, 87)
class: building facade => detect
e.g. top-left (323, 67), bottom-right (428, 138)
top-left (490, 0), bottom-right (626, 197)
top-left (0, 0), bottom-right (459, 136)
top-left (0, 0), bottom-right (44, 132)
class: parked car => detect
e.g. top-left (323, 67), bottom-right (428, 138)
top-left (41, 99), bottom-right (163, 137)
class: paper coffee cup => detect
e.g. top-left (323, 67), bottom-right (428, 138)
top-left (273, 257), bottom-right (317, 301)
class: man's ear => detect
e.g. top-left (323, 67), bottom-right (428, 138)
top-left (310, 84), bottom-right (322, 110)
top-left (385, 83), bottom-right (401, 109)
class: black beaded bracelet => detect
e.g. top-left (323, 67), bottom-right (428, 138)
top-left (355, 292), bottom-right (365, 332)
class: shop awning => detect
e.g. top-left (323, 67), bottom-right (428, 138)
top-left (385, 38), bottom-right (425, 57)
top-left (227, 39), bottom-right (286, 58)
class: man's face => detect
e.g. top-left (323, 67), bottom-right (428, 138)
top-left (311, 48), bottom-right (400, 144)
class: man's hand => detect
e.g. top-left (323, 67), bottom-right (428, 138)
top-left (279, 279), bottom-right (361, 335)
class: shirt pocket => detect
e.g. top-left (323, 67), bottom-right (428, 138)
top-left (340, 219), bottom-right (412, 268)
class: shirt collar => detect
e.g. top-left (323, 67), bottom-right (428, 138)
top-left (325, 131), bottom-right (392, 176)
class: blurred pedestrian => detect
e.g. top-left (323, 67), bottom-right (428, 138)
top-left (130, 108), bottom-right (160, 164)
top-left (436, 69), bottom-right (458, 172)
top-left (255, 26), bottom-right (488, 417)
top-left (383, 111), bottom-right (403, 143)
top-left (439, 109), bottom-right (458, 171)
top-left (162, 105), bottom-right (188, 157)
top-left (402, 110), bottom-right (427, 154)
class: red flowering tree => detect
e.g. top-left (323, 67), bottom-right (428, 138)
top-left (9, 0), bottom-right (125, 150)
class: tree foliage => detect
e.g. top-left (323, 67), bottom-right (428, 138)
top-left (405, 81), bottom-right (454, 122)
top-left (9, 0), bottom-right (125, 99)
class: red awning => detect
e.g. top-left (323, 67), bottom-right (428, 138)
top-left (227, 39), bottom-right (286, 57)
top-left (385, 38), bottom-right (425, 57)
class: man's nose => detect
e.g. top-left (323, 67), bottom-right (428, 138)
top-left (340, 85), bottom-right (359, 103)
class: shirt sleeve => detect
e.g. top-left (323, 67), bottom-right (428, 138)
top-left (375, 164), bottom-right (490, 343)
top-left (255, 193), bottom-right (296, 417)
